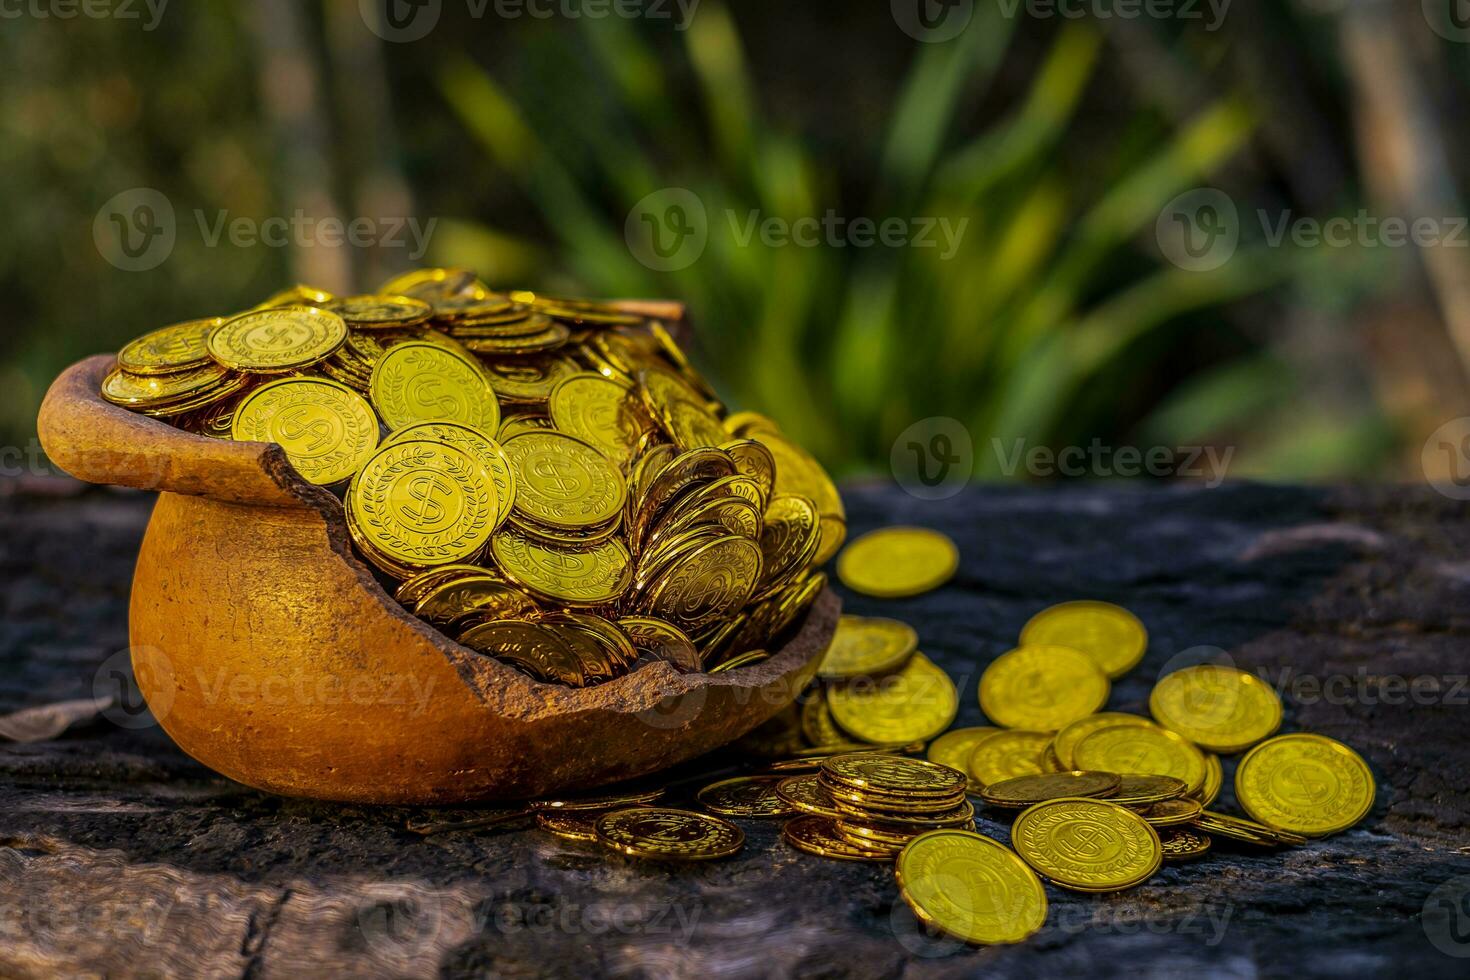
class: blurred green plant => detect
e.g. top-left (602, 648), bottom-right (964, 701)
top-left (435, 3), bottom-right (1282, 477)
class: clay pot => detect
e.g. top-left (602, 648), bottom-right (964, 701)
top-left (37, 332), bottom-right (837, 804)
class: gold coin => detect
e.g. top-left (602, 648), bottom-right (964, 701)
top-left (329, 294), bottom-right (432, 329)
top-left (775, 775), bottom-right (842, 818)
top-left (1234, 733), bottom-right (1374, 837)
top-left (415, 575), bottom-right (533, 626)
top-left (208, 306), bottom-right (348, 373)
top-left (638, 366), bottom-right (726, 451)
top-left (926, 727), bottom-right (997, 789)
top-left (817, 615), bottom-right (918, 680)
top-left (895, 830), bottom-right (1047, 945)
top-left (836, 527), bottom-right (958, 599)
top-left (1073, 724), bottom-right (1208, 794)
top-left (253, 283), bottom-right (337, 309)
top-left (966, 730), bottom-right (1055, 789)
top-left (831, 798), bottom-right (976, 828)
top-left (548, 372), bottom-right (645, 465)
top-left (1051, 712), bottom-right (1155, 770)
top-left (750, 429), bottom-right (844, 517)
top-left (979, 771), bottom-right (1121, 808)
top-left (1150, 664), bottom-right (1283, 754)
top-left (532, 788), bottom-right (667, 811)
top-left (489, 531), bottom-right (632, 606)
top-left (783, 816), bottom-right (893, 862)
top-left (1012, 798), bottom-right (1162, 892)
top-left (1019, 600), bottom-right (1148, 679)
top-left (617, 616), bottom-right (701, 672)
top-left (825, 652), bottom-right (958, 744)
top-left (1158, 827), bottom-right (1212, 861)
top-left (1195, 752), bottom-right (1224, 807)
top-left (379, 266), bottom-right (487, 301)
top-left (230, 377), bottom-right (380, 486)
top-left (720, 439), bottom-right (776, 507)
top-left (1193, 810), bottom-right (1306, 847)
top-left (1137, 797), bottom-right (1203, 827)
top-left (101, 362), bottom-right (232, 409)
top-left (1107, 775), bottom-right (1189, 806)
top-left (801, 693), bottom-right (844, 746)
top-left (501, 431), bottom-right (625, 530)
top-left (385, 421), bottom-right (515, 528)
top-left (695, 776), bottom-right (794, 818)
top-left (118, 317), bottom-right (223, 375)
top-left (394, 564), bottom-right (496, 607)
top-left (822, 754), bottom-right (968, 797)
top-left (482, 355), bottom-right (577, 404)
top-left (708, 649), bottom-right (770, 673)
top-left (536, 809), bottom-right (608, 842)
top-left (644, 534), bottom-right (761, 630)
top-left (348, 440), bottom-right (497, 571)
top-left (370, 340), bottom-right (499, 432)
top-left (978, 645), bottom-right (1109, 731)
top-left (594, 807), bottom-right (744, 861)
top-left (754, 495), bottom-right (821, 598)
top-left (459, 619), bottom-right (585, 685)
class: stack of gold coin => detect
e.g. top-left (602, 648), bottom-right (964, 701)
top-left (104, 269), bottom-right (843, 687)
top-left (775, 754), bottom-right (974, 861)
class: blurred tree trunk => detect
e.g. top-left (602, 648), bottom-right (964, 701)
top-left (324, 0), bottom-right (418, 288)
top-left (246, 0), bottom-right (352, 292)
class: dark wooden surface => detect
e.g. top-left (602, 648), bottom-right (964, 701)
top-left (2, 478), bottom-right (1469, 979)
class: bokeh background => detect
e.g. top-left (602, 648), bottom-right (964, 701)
top-left (6, 0), bottom-right (1470, 485)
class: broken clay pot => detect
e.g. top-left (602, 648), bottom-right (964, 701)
top-left (37, 341), bottom-right (837, 804)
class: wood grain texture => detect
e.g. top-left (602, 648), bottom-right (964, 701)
top-left (1, 480), bottom-right (1468, 978)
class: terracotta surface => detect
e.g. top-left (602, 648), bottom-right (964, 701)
top-left (36, 352), bottom-right (837, 804)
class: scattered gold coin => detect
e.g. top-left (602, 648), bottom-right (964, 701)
top-left (1011, 798), bottom-right (1162, 892)
top-left (594, 807), bottom-right (745, 861)
top-left (836, 527), bottom-right (958, 598)
top-left (825, 652), bottom-right (958, 743)
top-left (696, 776), bottom-right (795, 818)
top-left (1020, 600), bottom-right (1147, 679)
top-left (896, 830), bottom-right (1048, 945)
top-left (1234, 733), bottom-right (1375, 837)
top-left (978, 644), bottom-right (1110, 731)
top-left (817, 615), bottom-right (918, 679)
top-left (1150, 664), bottom-right (1284, 754)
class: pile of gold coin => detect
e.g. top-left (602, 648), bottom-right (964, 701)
top-left (102, 268), bottom-right (845, 683)
top-left (702, 598), bottom-right (1375, 946)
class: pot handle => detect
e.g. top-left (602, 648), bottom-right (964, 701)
top-left (38, 355), bottom-right (314, 508)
